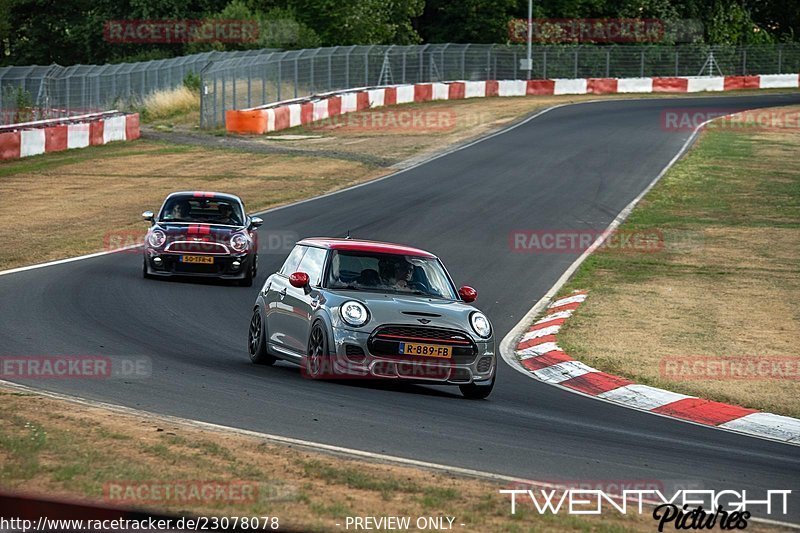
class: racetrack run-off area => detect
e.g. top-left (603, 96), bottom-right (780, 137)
top-left (1, 94), bottom-right (800, 524)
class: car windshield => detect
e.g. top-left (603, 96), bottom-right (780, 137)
top-left (326, 250), bottom-right (457, 299)
top-left (159, 196), bottom-right (244, 226)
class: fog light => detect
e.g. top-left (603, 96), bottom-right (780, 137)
top-left (153, 257), bottom-right (162, 265)
top-left (231, 260), bottom-right (241, 270)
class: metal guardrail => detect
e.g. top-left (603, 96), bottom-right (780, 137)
top-left (199, 43), bottom-right (800, 128)
top-left (1, 44), bottom-right (798, 129)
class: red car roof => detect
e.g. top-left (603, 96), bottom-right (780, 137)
top-left (298, 238), bottom-right (437, 259)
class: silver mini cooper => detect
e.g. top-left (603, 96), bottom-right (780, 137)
top-left (247, 238), bottom-right (496, 399)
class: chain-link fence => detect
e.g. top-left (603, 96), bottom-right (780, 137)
top-left (200, 43), bottom-right (800, 128)
top-left (0, 49), bottom-right (276, 125)
top-left (1, 44), bottom-right (798, 128)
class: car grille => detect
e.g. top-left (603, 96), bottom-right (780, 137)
top-left (368, 325), bottom-right (477, 365)
top-left (165, 241), bottom-right (229, 254)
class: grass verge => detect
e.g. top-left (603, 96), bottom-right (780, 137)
top-left (557, 106), bottom-right (800, 417)
top-left (0, 385), bottom-right (665, 532)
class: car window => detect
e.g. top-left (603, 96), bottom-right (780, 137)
top-left (279, 246), bottom-right (307, 276)
top-left (296, 246), bottom-right (327, 287)
top-left (159, 196), bottom-right (244, 226)
top-left (326, 250), bottom-right (457, 299)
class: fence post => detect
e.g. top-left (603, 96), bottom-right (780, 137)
top-left (462, 44), bottom-right (469, 80)
top-left (293, 56), bottom-right (298, 98)
top-left (402, 48), bottom-right (407, 83)
top-left (365, 46), bottom-right (371, 86)
top-left (640, 48), bottom-right (644, 77)
top-left (606, 49), bottom-right (610, 77)
top-left (221, 71), bottom-right (226, 128)
top-left (328, 49), bottom-right (333, 91)
top-left (247, 67), bottom-right (252, 109)
top-left (675, 49), bottom-right (679, 76)
top-left (513, 49), bottom-right (518, 79)
top-left (543, 49), bottom-right (547, 79)
top-left (777, 47), bottom-right (782, 73)
top-left (742, 48), bottom-right (747, 75)
top-left (278, 57), bottom-right (283, 102)
top-left (574, 48), bottom-right (578, 78)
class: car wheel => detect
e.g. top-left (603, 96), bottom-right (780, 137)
top-left (142, 257), bottom-right (152, 279)
top-left (248, 308), bottom-right (276, 365)
top-left (239, 262), bottom-right (254, 287)
top-left (305, 321), bottom-right (331, 379)
top-left (459, 373), bottom-right (495, 399)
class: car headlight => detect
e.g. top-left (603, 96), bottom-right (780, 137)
top-left (230, 233), bottom-right (249, 253)
top-left (470, 311), bottom-right (492, 339)
top-left (340, 301), bottom-right (369, 327)
top-left (147, 229), bottom-right (166, 248)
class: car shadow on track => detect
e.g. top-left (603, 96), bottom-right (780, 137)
top-left (241, 360), bottom-right (465, 400)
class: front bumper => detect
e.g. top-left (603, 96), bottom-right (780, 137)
top-left (328, 326), bottom-right (495, 385)
top-left (144, 249), bottom-right (253, 279)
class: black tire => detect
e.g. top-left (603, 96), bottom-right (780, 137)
top-left (305, 321), bottom-right (330, 379)
top-left (248, 308), bottom-right (276, 365)
top-left (142, 257), bottom-right (152, 279)
top-left (459, 373), bottom-right (495, 399)
top-left (239, 261), bottom-right (254, 287)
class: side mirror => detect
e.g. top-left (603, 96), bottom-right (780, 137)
top-left (142, 211), bottom-right (154, 222)
top-left (458, 286), bottom-right (477, 303)
top-left (289, 271), bottom-right (310, 289)
top-left (250, 216), bottom-right (263, 229)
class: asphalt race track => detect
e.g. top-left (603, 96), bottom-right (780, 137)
top-left (2, 94), bottom-right (799, 521)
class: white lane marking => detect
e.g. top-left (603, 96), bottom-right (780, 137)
top-left (0, 103), bottom-right (569, 279)
top-left (598, 385), bottom-right (693, 411)
top-left (518, 342), bottom-right (560, 359)
top-left (520, 325), bottom-right (560, 342)
top-left (720, 413), bottom-right (800, 443)
top-left (535, 310), bottom-right (573, 323)
top-left (3, 379), bottom-right (796, 530)
top-left (532, 361), bottom-right (594, 383)
top-left (498, 103), bottom-right (800, 448)
top-left (549, 293), bottom-right (587, 308)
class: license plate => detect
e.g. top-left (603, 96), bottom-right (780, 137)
top-left (399, 342), bottom-right (452, 358)
top-left (180, 255), bottom-right (214, 264)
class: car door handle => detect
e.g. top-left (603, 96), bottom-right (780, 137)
top-left (279, 288), bottom-right (287, 299)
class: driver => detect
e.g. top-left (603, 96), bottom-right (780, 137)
top-left (169, 200), bottom-right (190, 221)
top-left (217, 203), bottom-right (238, 225)
top-left (393, 260), bottom-right (414, 290)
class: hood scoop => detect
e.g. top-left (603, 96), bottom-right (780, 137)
top-left (401, 311), bottom-right (442, 318)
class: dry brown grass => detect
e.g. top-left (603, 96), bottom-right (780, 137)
top-left (143, 86), bottom-right (200, 120)
top-left (0, 142), bottom-right (379, 270)
top-left (558, 107), bottom-right (800, 417)
top-left (0, 385), bottom-right (674, 533)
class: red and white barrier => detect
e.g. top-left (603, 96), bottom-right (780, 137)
top-left (516, 292), bottom-right (800, 444)
top-left (226, 73), bottom-right (800, 134)
top-left (0, 112), bottom-right (140, 161)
